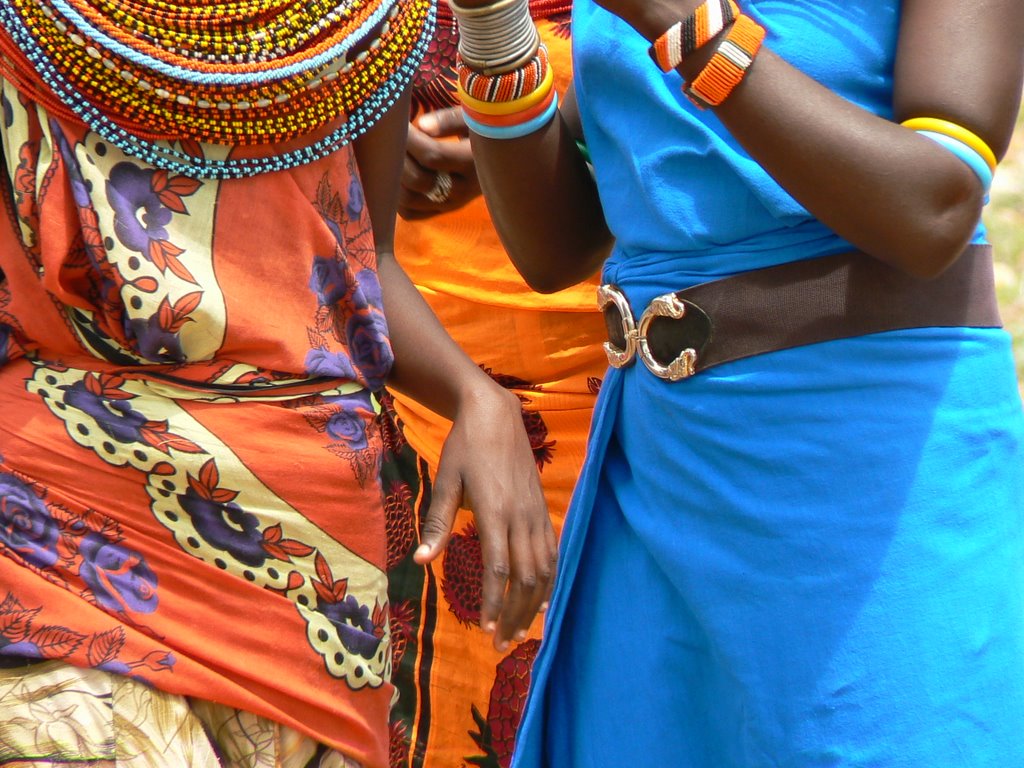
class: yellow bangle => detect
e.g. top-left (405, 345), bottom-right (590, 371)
top-left (456, 64), bottom-right (554, 116)
top-left (899, 117), bottom-right (997, 172)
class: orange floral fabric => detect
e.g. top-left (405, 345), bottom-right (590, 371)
top-left (0, 81), bottom-right (397, 768)
top-left (384, 9), bottom-right (609, 767)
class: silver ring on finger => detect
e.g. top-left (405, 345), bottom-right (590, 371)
top-left (425, 170), bottom-right (454, 204)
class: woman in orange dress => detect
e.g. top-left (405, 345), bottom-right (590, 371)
top-left (0, 2), bottom-right (554, 766)
top-left (379, 4), bottom-right (608, 766)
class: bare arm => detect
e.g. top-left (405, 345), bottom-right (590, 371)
top-left (468, 83), bottom-right (615, 292)
top-left (459, 0), bottom-right (1024, 279)
top-left (354, 91), bottom-right (556, 649)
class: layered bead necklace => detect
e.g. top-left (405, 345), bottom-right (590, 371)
top-left (0, 0), bottom-right (435, 177)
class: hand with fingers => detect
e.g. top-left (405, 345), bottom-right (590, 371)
top-left (413, 386), bottom-right (557, 651)
top-left (398, 107), bottom-right (483, 220)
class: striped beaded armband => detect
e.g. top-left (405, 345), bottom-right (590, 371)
top-left (683, 13), bottom-right (765, 110)
top-left (457, 62), bottom-right (554, 116)
top-left (457, 45), bottom-right (550, 103)
top-left (650, 0), bottom-right (740, 73)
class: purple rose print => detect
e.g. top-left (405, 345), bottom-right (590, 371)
top-left (347, 309), bottom-right (393, 390)
top-left (325, 409), bottom-right (369, 451)
top-left (318, 594), bottom-right (384, 659)
top-left (309, 255), bottom-right (359, 308)
top-left (346, 175), bottom-right (364, 219)
top-left (322, 391), bottom-right (373, 450)
top-left (50, 120), bottom-right (92, 209)
top-left (125, 314), bottom-right (185, 363)
top-left (78, 533), bottom-right (158, 614)
top-left (179, 486), bottom-right (267, 567)
top-left (62, 380), bottom-right (147, 444)
top-left (355, 268), bottom-right (383, 310)
top-left (106, 162), bottom-right (173, 254)
top-left (305, 347), bottom-right (359, 380)
top-left (0, 473), bottom-right (59, 569)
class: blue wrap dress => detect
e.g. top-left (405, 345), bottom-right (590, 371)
top-left (511, 1), bottom-right (1024, 766)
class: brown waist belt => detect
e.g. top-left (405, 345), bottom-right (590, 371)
top-left (598, 244), bottom-right (1002, 381)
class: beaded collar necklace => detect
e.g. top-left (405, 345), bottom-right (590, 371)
top-left (0, 0), bottom-right (435, 178)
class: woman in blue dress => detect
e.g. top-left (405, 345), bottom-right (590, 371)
top-left (416, 0), bottom-right (1024, 764)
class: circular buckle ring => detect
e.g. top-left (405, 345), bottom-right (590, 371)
top-left (597, 284), bottom-right (637, 368)
top-left (636, 293), bottom-right (698, 381)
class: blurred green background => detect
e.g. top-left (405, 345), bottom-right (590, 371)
top-left (987, 102), bottom-right (1024, 394)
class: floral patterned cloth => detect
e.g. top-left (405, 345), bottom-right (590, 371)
top-left (383, 8), bottom-right (608, 767)
top-left (0, 80), bottom-right (397, 768)
top-left (0, 659), bottom-right (364, 767)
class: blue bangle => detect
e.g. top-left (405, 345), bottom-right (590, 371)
top-left (915, 129), bottom-right (994, 193)
top-left (464, 92), bottom-right (559, 140)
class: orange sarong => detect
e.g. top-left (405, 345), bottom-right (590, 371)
top-left (0, 82), bottom-right (395, 767)
top-left (384, 7), bottom-right (609, 767)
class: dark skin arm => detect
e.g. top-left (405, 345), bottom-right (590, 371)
top-left (464, 82), bottom-right (614, 292)
top-left (456, 0), bottom-right (1024, 282)
top-left (397, 96), bottom-right (606, 296)
top-left (354, 91), bottom-right (556, 651)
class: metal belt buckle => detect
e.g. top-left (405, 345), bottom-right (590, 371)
top-left (597, 284), bottom-right (637, 369)
top-left (637, 294), bottom-right (698, 381)
top-left (597, 286), bottom-right (701, 380)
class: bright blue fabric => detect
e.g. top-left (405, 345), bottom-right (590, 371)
top-left (511, 2), bottom-right (1024, 766)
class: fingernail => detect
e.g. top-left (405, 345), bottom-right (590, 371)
top-left (482, 621), bottom-right (496, 634)
top-left (514, 630), bottom-right (528, 642)
top-left (414, 544), bottom-right (430, 559)
top-left (539, 601), bottom-right (549, 613)
top-left (496, 639), bottom-right (509, 652)
top-left (417, 114), bottom-right (438, 134)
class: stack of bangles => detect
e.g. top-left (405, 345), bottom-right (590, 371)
top-left (901, 117), bottom-right (997, 199)
top-left (647, 0), bottom-right (766, 109)
top-left (450, 0), bottom-right (558, 139)
top-left (449, 0), bottom-right (768, 137)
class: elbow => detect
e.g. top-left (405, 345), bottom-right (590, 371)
top-left (876, 181), bottom-right (984, 280)
top-left (506, 235), bottom-right (613, 294)
top-left (518, 267), bottom-right (581, 294)
top-left (513, 244), bottom-right (611, 294)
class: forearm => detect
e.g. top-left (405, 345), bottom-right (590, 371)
top-left (378, 249), bottom-right (518, 419)
top-left (459, 0), bottom-right (1024, 277)
top-left (469, 107), bottom-right (613, 293)
top-left (709, 51), bottom-right (983, 277)
top-left (446, 0), bottom-right (613, 291)
top-left (616, 0), bottom-right (1024, 276)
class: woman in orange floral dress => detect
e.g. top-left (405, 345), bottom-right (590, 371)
top-left (0, 2), bottom-right (554, 766)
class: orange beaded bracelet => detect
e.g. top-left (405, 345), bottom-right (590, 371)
top-left (683, 13), bottom-right (766, 109)
top-left (649, 0), bottom-right (740, 73)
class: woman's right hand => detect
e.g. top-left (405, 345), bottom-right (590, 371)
top-left (398, 107), bottom-right (482, 220)
top-left (414, 384), bottom-right (557, 651)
